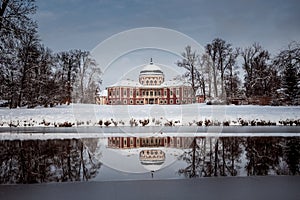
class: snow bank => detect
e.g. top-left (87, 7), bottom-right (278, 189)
top-left (0, 103), bottom-right (299, 127)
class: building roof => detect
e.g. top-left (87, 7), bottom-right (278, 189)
top-left (140, 59), bottom-right (163, 75)
top-left (108, 79), bottom-right (190, 88)
top-left (161, 79), bottom-right (190, 87)
top-left (106, 59), bottom-right (191, 89)
top-left (109, 79), bottom-right (142, 87)
top-left (99, 89), bottom-right (108, 97)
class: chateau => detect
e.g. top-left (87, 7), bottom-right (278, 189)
top-left (101, 59), bottom-right (194, 105)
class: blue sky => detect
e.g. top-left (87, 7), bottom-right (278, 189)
top-left (34, 0), bottom-right (300, 88)
top-left (35, 0), bottom-right (300, 54)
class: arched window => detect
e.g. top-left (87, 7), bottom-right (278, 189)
top-left (154, 80), bottom-right (157, 85)
top-left (146, 80), bottom-right (149, 85)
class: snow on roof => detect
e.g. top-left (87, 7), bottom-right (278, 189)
top-left (161, 79), bottom-right (190, 87)
top-left (99, 90), bottom-right (108, 96)
top-left (108, 79), bottom-right (190, 88)
top-left (141, 63), bottom-right (163, 72)
top-left (140, 59), bottom-right (163, 75)
top-left (108, 79), bottom-right (142, 87)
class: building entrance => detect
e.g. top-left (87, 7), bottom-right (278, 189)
top-left (149, 98), bottom-right (154, 104)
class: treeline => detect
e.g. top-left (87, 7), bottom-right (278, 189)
top-left (0, 0), bottom-right (101, 108)
top-left (1, 1), bottom-right (299, 108)
top-left (178, 40), bottom-right (300, 105)
top-left (0, 138), bottom-right (101, 184)
top-left (179, 137), bottom-right (300, 178)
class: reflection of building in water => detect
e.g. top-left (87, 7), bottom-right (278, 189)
top-left (139, 149), bottom-right (165, 172)
top-left (107, 136), bottom-right (194, 149)
top-left (140, 149), bottom-right (165, 165)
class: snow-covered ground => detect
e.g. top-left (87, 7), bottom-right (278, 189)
top-left (0, 103), bottom-right (300, 127)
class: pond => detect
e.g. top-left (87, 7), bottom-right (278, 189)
top-left (0, 134), bottom-right (299, 184)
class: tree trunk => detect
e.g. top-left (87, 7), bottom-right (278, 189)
top-left (222, 139), bottom-right (225, 176)
top-left (191, 138), bottom-right (196, 177)
top-left (214, 139), bottom-right (219, 176)
top-left (212, 62), bottom-right (218, 98)
top-left (0, 0), bottom-right (9, 31)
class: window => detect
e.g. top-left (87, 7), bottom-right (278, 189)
top-left (146, 80), bottom-right (149, 85)
top-left (123, 89), bottom-right (127, 97)
top-left (150, 91), bottom-right (153, 96)
top-left (116, 90), bottom-right (119, 97)
top-left (136, 91), bottom-right (139, 96)
top-left (123, 100), bottom-right (127, 104)
top-left (170, 99), bottom-right (173, 104)
top-left (130, 89), bottom-right (133, 96)
top-left (136, 100), bottom-right (139, 104)
top-left (150, 80), bottom-right (153, 85)
top-left (154, 80), bottom-right (157, 85)
top-left (160, 100), bottom-right (163, 104)
top-left (176, 89), bottom-right (179, 96)
top-left (170, 90), bottom-right (173, 96)
top-left (140, 100), bottom-right (144, 104)
top-left (176, 99), bottom-right (179, 104)
top-left (164, 100), bottom-right (167, 104)
top-left (164, 90), bottom-right (167, 96)
top-left (130, 100), bottom-right (133, 104)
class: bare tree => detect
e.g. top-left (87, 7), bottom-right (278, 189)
top-left (0, 0), bottom-right (36, 35)
top-left (56, 50), bottom-right (80, 104)
top-left (205, 38), bottom-right (238, 100)
top-left (177, 46), bottom-right (203, 101)
top-left (0, 0), bottom-right (37, 108)
top-left (72, 50), bottom-right (101, 103)
top-left (205, 42), bottom-right (219, 98)
top-left (241, 43), bottom-right (279, 98)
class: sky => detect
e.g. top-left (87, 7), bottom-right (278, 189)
top-left (35, 0), bottom-right (300, 53)
top-left (34, 0), bottom-right (300, 87)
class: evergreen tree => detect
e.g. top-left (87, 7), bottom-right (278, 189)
top-left (282, 63), bottom-right (299, 104)
top-left (274, 41), bottom-right (300, 105)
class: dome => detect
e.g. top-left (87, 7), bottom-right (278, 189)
top-left (139, 149), bottom-right (165, 172)
top-left (140, 58), bottom-right (163, 75)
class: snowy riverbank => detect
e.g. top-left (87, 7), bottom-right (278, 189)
top-left (0, 104), bottom-right (300, 128)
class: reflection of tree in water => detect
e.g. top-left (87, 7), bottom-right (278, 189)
top-left (178, 137), bottom-right (243, 178)
top-left (178, 137), bottom-right (202, 178)
top-left (245, 137), bottom-right (282, 176)
top-left (283, 137), bottom-right (300, 175)
top-left (179, 137), bottom-right (300, 178)
top-left (0, 139), bottom-right (101, 184)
